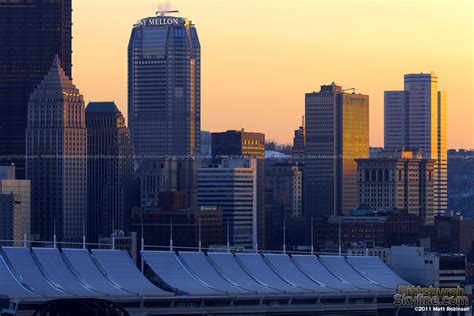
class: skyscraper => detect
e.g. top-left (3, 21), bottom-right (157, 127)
top-left (305, 83), bottom-right (369, 220)
top-left (211, 129), bottom-right (266, 248)
top-left (26, 57), bottom-right (87, 242)
top-left (384, 73), bottom-right (447, 216)
top-left (86, 102), bottom-right (134, 242)
top-left (0, 0), bottom-right (72, 178)
top-left (198, 159), bottom-right (258, 250)
top-left (128, 14), bottom-right (200, 159)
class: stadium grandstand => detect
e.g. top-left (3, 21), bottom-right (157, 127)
top-left (0, 245), bottom-right (414, 315)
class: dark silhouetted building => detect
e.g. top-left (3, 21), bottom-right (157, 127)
top-left (432, 213), bottom-right (474, 263)
top-left (312, 207), bottom-right (424, 253)
top-left (128, 14), bottom-right (200, 159)
top-left (266, 162), bottom-right (304, 250)
top-left (305, 83), bottom-right (369, 220)
top-left (26, 57), bottom-right (86, 242)
top-left (132, 206), bottom-right (223, 249)
top-left (266, 162), bottom-right (303, 219)
top-left (86, 102), bottom-right (134, 242)
top-left (211, 129), bottom-right (265, 162)
top-left (0, 165), bottom-right (30, 244)
top-left (356, 149), bottom-right (435, 225)
top-left (136, 158), bottom-right (200, 209)
top-left (292, 118), bottom-right (305, 164)
top-left (0, 0), bottom-right (72, 178)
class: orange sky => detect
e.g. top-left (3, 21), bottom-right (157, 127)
top-left (73, 0), bottom-right (473, 148)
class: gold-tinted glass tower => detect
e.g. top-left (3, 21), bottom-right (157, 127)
top-left (305, 83), bottom-right (369, 219)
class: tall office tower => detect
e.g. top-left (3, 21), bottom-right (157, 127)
top-left (198, 159), bottom-right (258, 250)
top-left (128, 14), bottom-right (200, 159)
top-left (86, 102), bottom-right (134, 242)
top-left (305, 83), bottom-right (369, 220)
top-left (0, 165), bottom-right (31, 243)
top-left (356, 149), bottom-right (435, 225)
top-left (26, 57), bottom-right (87, 242)
top-left (0, 0), bottom-right (72, 179)
top-left (385, 73), bottom-right (447, 216)
top-left (211, 129), bottom-right (266, 248)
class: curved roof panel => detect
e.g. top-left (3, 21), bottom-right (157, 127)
top-left (141, 250), bottom-right (221, 296)
top-left (92, 249), bottom-right (169, 297)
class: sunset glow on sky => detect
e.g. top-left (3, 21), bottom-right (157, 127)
top-left (73, 0), bottom-right (473, 148)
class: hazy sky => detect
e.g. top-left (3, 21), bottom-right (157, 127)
top-left (73, 0), bottom-right (473, 148)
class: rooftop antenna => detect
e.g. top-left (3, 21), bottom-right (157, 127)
top-left (343, 87), bottom-right (357, 94)
top-left (156, 10), bottom-right (179, 16)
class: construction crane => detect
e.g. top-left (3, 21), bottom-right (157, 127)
top-left (156, 10), bottom-right (179, 16)
top-left (343, 88), bottom-right (357, 94)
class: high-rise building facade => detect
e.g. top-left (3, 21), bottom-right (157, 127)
top-left (201, 131), bottom-right (212, 164)
top-left (384, 73), bottom-right (447, 216)
top-left (26, 57), bottom-right (87, 242)
top-left (0, 0), bottom-right (72, 178)
top-left (211, 129), bottom-right (266, 247)
top-left (136, 158), bottom-right (200, 209)
top-left (266, 162), bottom-right (303, 219)
top-left (305, 83), bottom-right (369, 220)
top-left (198, 159), bottom-right (257, 250)
top-left (211, 129), bottom-right (265, 162)
top-left (86, 102), bottom-right (134, 242)
top-left (356, 149), bottom-right (435, 225)
top-left (128, 14), bottom-right (200, 159)
top-left (0, 165), bottom-right (31, 243)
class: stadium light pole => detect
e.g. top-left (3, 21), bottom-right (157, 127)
top-left (198, 218), bottom-right (202, 252)
top-left (338, 216), bottom-right (341, 256)
top-left (283, 218), bottom-right (286, 254)
top-left (311, 217), bottom-right (314, 255)
top-left (111, 220), bottom-right (115, 250)
top-left (53, 218), bottom-right (57, 248)
top-left (82, 221), bottom-right (86, 249)
top-left (226, 218), bottom-right (230, 252)
top-left (141, 217), bottom-right (145, 271)
top-left (169, 218), bottom-right (173, 251)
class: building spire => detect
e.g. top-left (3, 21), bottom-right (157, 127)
top-left (52, 54), bottom-right (61, 68)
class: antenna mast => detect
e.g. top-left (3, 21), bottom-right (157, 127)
top-left (156, 10), bottom-right (179, 16)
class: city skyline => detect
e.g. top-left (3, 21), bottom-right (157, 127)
top-left (73, 0), bottom-right (473, 148)
top-left (1, 1), bottom-right (474, 314)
